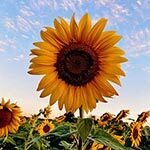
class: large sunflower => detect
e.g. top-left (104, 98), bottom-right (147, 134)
top-left (36, 120), bottom-right (54, 136)
top-left (130, 122), bottom-right (142, 148)
top-left (28, 13), bottom-right (127, 113)
top-left (0, 98), bottom-right (21, 137)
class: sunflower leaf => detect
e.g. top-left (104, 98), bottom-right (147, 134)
top-left (91, 128), bottom-right (133, 150)
top-left (77, 118), bottom-right (93, 142)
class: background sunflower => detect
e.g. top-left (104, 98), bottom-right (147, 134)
top-left (36, 120), bottom-right (54, 135)
top-left (130, 122), bottom-right (142, 148)
top-left (0, 98), bottom-right (21, 137)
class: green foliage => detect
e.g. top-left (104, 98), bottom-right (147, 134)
top-left (0, 108), bottom-right (149, 150)
top-left (91, 128), bottom-right (133, 150)
top-left (77, 118), bottom-right (93, 142)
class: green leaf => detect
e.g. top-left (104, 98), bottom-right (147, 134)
top-left (92, 128), bottom-right (133, 150)
top-left (6, 136), bottom-right (16, 145)
top-left (77, 118), bottom-right (93, 142)
top-left (51, 124), bottom-right (70, 135)
top-left (11, 132), bottom-right (27, 140)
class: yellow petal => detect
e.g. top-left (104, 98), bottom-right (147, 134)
top-left (59, 17), bottom-right (71, 41)
top-left (96, 76), bottom-right (118, 96)
top-left (101, 64), bottom-right (126, 76)
top-left (50, 81), bottom-right (67, 105)
top-left (80, 86), bottom-right (89, 113)
top-left (54, 19), bottom-right (69, 44)
top-left (102, 73), bottom-right (121, 86)
top-left (37, 71), bottom-right (57, 91)
top-left (58, 85), bottom-right (69, 110)
top-left (40, 78), bottom-right (61, 98)
top-left (71, 87), bottom-right (82, 112)
top-left (78, 13), bottom-right (92, 41)
top-left (31, 49), bottom-right (55, 57)
top-left (96, 34), bottom-right (122, 51)
top-left (70, 14), bottom-right (79, 41)
top-left (33, 42), bottom-right (59, 53)
top-left (85, 84), bottom-right (96, 109)
top-left (87, 18), bottom-right (107, 45)
top-left (93, 78), bottom-right (114, 97)
top-left (30, 56), bottom-right (56, 65)
top-left (28, 66), bottom-right (54, 75)
top-left (65, 86), bottom-right (74, 112)
top-left (90, 81), bottom-right (107, 102)
top-left (100, 56), bottom-right (128, 64)
top-left (101, 46), bottom-right (125, 55)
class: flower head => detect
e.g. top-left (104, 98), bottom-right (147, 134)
top-left (130, 122), bottom-right (142, 148)
top-left (36, 119), bottom-right (54, 135)
top-left (0, 98), bottom-right (21, 137)
top-left (115, 110), bottom-right (129, 121)
top-left (55, 115), bottom-right (65, 123)
top-left (98, 112), bottom-right (113, 127)
top-left (28, 13), bottom-right (127, 113)
top-left (136, 111), bottom-right (150, 124)
top-left (43, 105), bottom-right (51, 118)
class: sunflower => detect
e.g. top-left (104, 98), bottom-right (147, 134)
top-left (91, 134), bottom-right (124, 150)
top-left (136, 111), bottom-right (150, 124)
top-left (91, 141), bottom-right (110, 150)
top-left (98, 113), bottom-right (113, 127)
top-left (55, 115), bottom-right (65, 123)
top-left (115, 110), bottom-right (129, 122)
top-left (19, 116), bottom-right (27, 124)
top-left (28, 13), bottom-right (127, 113)
top-left (43, 105), bottom-right (51, 118)
top-left (112, 134), bottom-right (125, 145)
top-left (36, 120), bottom-right (54, 135)
top-left (0, 98), bottom-right (21, 137)
top-left (130, 122), bottom-right (142, 148)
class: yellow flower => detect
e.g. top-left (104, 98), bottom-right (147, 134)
top-left (98, 113), bottom-right (113, 127)
top-left (28, 13), bottom-right (127, 113)
top-left (91, 141), bottom-right (110, 150)
top-left (115, 110), bottom-right (129, 121)
top-left (112, 134), bottom-right (125, 145)
top-left (136, 111), bottom-right (150, 124)
top-left (43, 105), bottom-right (51, 118)
top-left (0, 98), bottom-right (21, 137)
top-left (130, 122), bottom-right (142, 148)
top-left (20, 116), bottom-right (26, 124)
top-left (36, 120), bottom-right (54, 135)
top-left (91, 134), bottom-right (124, 150)
top-left (55, 115), bottom-right (65, 123)
top-left (91, 141), bottom-right (104, 150)
top-left (29, 114), bottom-right (37, 124)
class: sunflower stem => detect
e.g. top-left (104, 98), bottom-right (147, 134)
top-left (78, 106), bottom-right (84, 150)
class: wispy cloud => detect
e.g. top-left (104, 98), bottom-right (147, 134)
top-left (124, 28), bottom-right (150, 56)
top-left (20, 5), bottom-right (34, 17)
top-left (7, 54), bottom-right (26, 62)
top-left (142, 66), bottom-right (150, 73)
top-left (4, 18), bottom-right (18, 32)
top-left (0, 38), bottom-right (16, 53)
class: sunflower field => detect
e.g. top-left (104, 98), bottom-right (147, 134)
top-left (0, 13), bottom-right (150, 150)
top-left (0, 100), bottom-right (150, 150)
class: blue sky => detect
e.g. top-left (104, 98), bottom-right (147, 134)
top-left (0, 0), bottom-right (150, 119)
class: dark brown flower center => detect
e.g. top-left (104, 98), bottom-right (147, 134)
top-left (0, 107), bottom-right (13, 128)
top-left (55, 43), bottom-right (99, 86)
top-left (133, 128), bottom-right (139, 139)
top-left (43, 124), bottom-right (50, 133)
